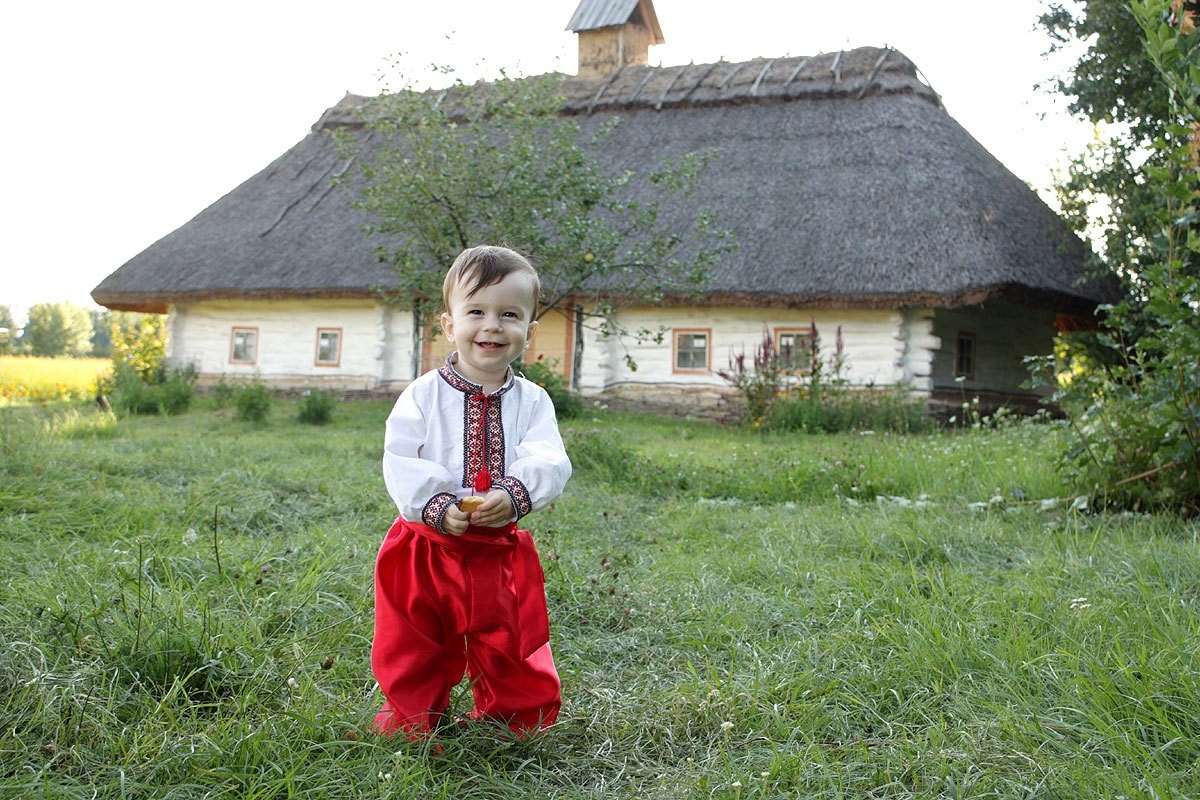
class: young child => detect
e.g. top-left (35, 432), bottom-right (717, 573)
top-left (372, 245), bottom-right (572, 738)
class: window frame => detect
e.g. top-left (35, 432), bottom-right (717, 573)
top-left (229, 326), bottom-right (259, 366)
top-left (774, 326), bottom-right (816, 374)
top-left (314, 327), bottom-right (343, 368)
top-left (672, 328), bottom-right (712, 374)
top-left (955, 331), bottom-right (976, 380)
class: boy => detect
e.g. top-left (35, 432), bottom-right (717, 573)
top-left (372, 245), bottom-right (572, 738)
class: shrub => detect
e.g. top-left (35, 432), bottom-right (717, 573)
top-left (209, 376), bottom-right (238, 408)
top-left (105, 363), bottom-right (196, 416)
top-left (1026, 6), bottom-right (1200, 512)
top-left (297, 388), bottom-right (337, 425)
top-left (716, 322), bottom-right (923, 434)
top-left (521, 356), bottom-right (583, 419)
top-left (110, 381), bottom-right (160, 415)
top-left (769, 386), bottom-right (933, 434)
top-left (716, 328), bottom-right (784, 426)
top-left (107, 362), bottom-right (161, 415)
top-left (156, 367), bottom-right (197, 415)
top-left (235, 378), bottom-right (272, 423)
top-left (1042, 367), bottom-right (1192, 510)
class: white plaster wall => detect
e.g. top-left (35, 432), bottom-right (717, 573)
top-left (167, 299), bottom-right (407, 388)
top-left (379, 304), bottom-right (417, 388)
top-left (163, 306), bottom-right (181, 364)
top-left (896, 309), bottom-right (939, 394)
top-left (576, 306), bottom-right (904, 392)
top-left (161, 297), bottom-right (1055, 399)
top-left (575, 315), bottom-right (620, 391)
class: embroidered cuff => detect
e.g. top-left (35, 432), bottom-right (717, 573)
top-left (493, 476), bottom-right (533, 520)
top-left (422, 493), bottom-right (458, 533)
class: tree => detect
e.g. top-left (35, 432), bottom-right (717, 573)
top-left (0, 305), bottom-right (15, 355)
top-left (342, 69), bottom-right (735, 382)
top-left (1038, 1), bottom-right (1197, 285)
top-left (1041, 0), bottom-right (1171, 137)
top-left (108, 311), bottom-right (166, 382)
top-left (1031, 0), bottom-right (1200, 510)
top-left (90, 308), bottom-right (113, 357)
top-left (21, 302), bottom-right (93, 357)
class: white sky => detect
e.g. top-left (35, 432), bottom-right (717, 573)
top-left (1, 0), bottom-right (1090, 322)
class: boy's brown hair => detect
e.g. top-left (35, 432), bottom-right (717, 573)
top-left (442, 246), bottom-right (540, 314)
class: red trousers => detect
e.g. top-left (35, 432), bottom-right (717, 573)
top-left (371, 518), bottom-right (560, 736)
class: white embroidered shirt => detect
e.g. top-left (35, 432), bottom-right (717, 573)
top-left (382, 357), bottom-right (572, 532)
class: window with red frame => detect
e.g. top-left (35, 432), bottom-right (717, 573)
top-left (673, 329), bottom-right (710, 372)
top-left (315, 328), bottom-right (342, 367)
top-left (230, 327), bottom-right (258, 365)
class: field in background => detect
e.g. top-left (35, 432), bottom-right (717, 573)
top-left (1, 400), bottom-right (1197, 798)
top-left (0, 355), bottom-right (110, 405)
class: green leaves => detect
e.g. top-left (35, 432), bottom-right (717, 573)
top-left (341, 67), bottom-right (735, 367)
top-left (1045, 1), bottom-right (1200, 510)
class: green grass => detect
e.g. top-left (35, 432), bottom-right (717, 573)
top-left (1, 400), bottom-right (1198, 798)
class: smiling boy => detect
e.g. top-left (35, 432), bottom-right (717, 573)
top-left (372, 245), bottom-right (572, 738)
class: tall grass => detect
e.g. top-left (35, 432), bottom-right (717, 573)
top-left (1, 401), bottom-right (1197, 798)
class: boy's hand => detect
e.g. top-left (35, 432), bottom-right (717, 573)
top-left (466, 489), bottom-right (516, 528)
top-left (441, 505), bottom-right (470, 536)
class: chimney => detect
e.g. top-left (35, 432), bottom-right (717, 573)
top-left (566, 0), bottom-right (665, 78)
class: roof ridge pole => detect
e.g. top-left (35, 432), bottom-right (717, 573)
top-left (911, 63), bottom-right (943, 106)
top-left (261, 157), bottom-right (344, 237)
top-left (628, 65), bottom-right (661, 103)
top-left (830, 50), bottom-right (843, 83)
top-left (586, 64), bottom-right (626, 114)
top-left (784, 58), bottom-right (809, 86)
top-left (718, 62), bottom-right (747, 91)
top-left (681, 59), bottom-right (724, 102)
top-left (855, 48), bottom-right (893, 100)
top-left (314, 107), bottom-right (337, 131)
top-left (310, 157), bottom-right (357, 212)
top-left (750, 58), bottom-right (777, 96)
top-left (655, 64), bottom-right (689, 110)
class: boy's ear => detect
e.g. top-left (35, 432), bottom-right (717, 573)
top-left (440, 311), bottom-right (455, 343)
top-left (524, 319), bottom-right (539, 350)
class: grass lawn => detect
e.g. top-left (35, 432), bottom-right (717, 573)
top-left (1, 399), bottom-right (1197, 798)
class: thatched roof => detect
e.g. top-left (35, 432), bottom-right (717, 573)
top-left (92, 47), bottom-right (1114, 315)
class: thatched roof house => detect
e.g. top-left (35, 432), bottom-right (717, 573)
top-left (92, 6), bottom-right (1113, 414)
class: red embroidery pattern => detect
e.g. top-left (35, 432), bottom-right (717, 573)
top-left (494, 475), bottom-right (533, 519)
top-left (437, 360), bottom-right (509, 492)
top-left (462, 393), bottom-right (505, 491)
top-left (422, 492), bottom-right (457, 532)
top-left (435, 358), bottom-right (533, 519)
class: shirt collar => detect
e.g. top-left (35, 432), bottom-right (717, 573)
top-left (437, 352), bottom-right (515, 396)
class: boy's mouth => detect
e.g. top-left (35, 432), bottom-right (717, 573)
top-left (475, 340), bottom-right (505, 351)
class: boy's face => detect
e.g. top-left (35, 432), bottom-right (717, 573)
top-left (441, 271), bottom-right (538, 389)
